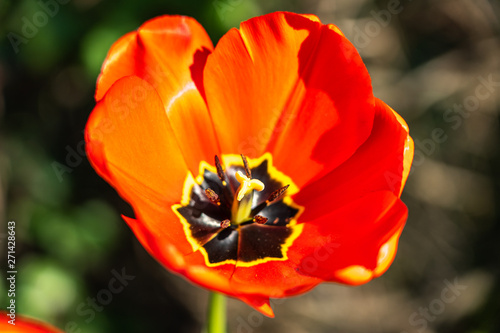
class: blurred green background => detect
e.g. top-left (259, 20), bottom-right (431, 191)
top-left (1, 0), bottom-right (499, 332)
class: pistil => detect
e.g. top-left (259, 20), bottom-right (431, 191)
top-left (231, 170), bottom-right (264, 224)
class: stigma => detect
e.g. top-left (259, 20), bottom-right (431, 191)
top-left (235, 171), bottom-right (265, 201)
top-left (231, 156), bottom-right (265, 224)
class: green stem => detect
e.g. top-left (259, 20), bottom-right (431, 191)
top-left (206, 292), bottom-right (226, 333)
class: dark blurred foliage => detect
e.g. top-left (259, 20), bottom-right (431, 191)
top-left (0, 0), bottom-right (499, 332)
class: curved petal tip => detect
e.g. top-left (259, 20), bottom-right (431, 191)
top-left (239, 295), bottom-right (275, 317)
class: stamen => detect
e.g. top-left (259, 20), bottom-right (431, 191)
top-left (220, 219), bottom-right (231, 228)
top-left (267, 185), bottom-right (290, 203)
top-left (205, 188), bottom-right (220, 206)
top-left (241, 154), bottom-right (251, 178)
top-left (214, 155), bottom-right (227, 185)
top-left (254, 215), bottom-right (268, 224)
top-left (235, 171), bottom-right (264, 201)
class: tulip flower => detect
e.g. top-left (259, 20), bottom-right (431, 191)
top-left (85, 11), bottom-right (413, 327)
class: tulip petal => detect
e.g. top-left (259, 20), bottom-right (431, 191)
top-left (292, 191), bottom-right (407, 283)
top-left (86, 76), bottom-right (187, 202)
top-left (294, 98), bottom-right (413, 220)
top-left (136, 237), bottom-right (239, 298)
top-left (86, 76), bottom-right (193, 255)
top-left (373, 224), bottom-right (405, 277)
top-left (226, 192), bottom-right (405, 296)
top-left (96, 15), bottom-right (213, 102)
top-left (204, 12), bottom-right (374, 187)
top-left (229, 258), bottom-right (321, 299)
top-left (94, 31), bottom-right (137, 101)
top-left (95, 15), bottom-right (219, 173)
top-left (238, 295), bottom-right (275, 318)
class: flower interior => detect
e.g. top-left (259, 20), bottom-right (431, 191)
top-left (173, 153), bottom-right (304, 267)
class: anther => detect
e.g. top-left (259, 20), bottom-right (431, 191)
top-left (220, 219), bottom-right (231, 228)
top-left (241, 154), bottom-right (251, 178)
top-left (205, 188), bottom-right (220, 206)
top-left (267, 185), bottom-right (290, 203)
top-left (254, 215), bottom-right (268, 224)
top-left (214, 155), bottom-right (227, 185)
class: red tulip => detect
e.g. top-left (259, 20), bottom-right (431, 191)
top-left (85, 12), bottom-right (413, 317)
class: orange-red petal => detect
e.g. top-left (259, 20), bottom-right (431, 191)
top-left (238, 295), bottom-right (275, 318)
top-left (86, 76), bottom-right (193, 257)
top-left (204, 12), bottom-right (374, 188)
top-left (225, 191), bottom-right (405, 298)
top-left (96, 15), bottom-right (213, 102)
top-left (295, 98), bottom-right (413, 220)
top-left (86, 76), bottom-right (187, 203)
top-left (228, 253), bottom-right (322, 299)
top-left (293, 191), bottom-right (407, 283)
top-left (95, 15), bottom-right (219, 173)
